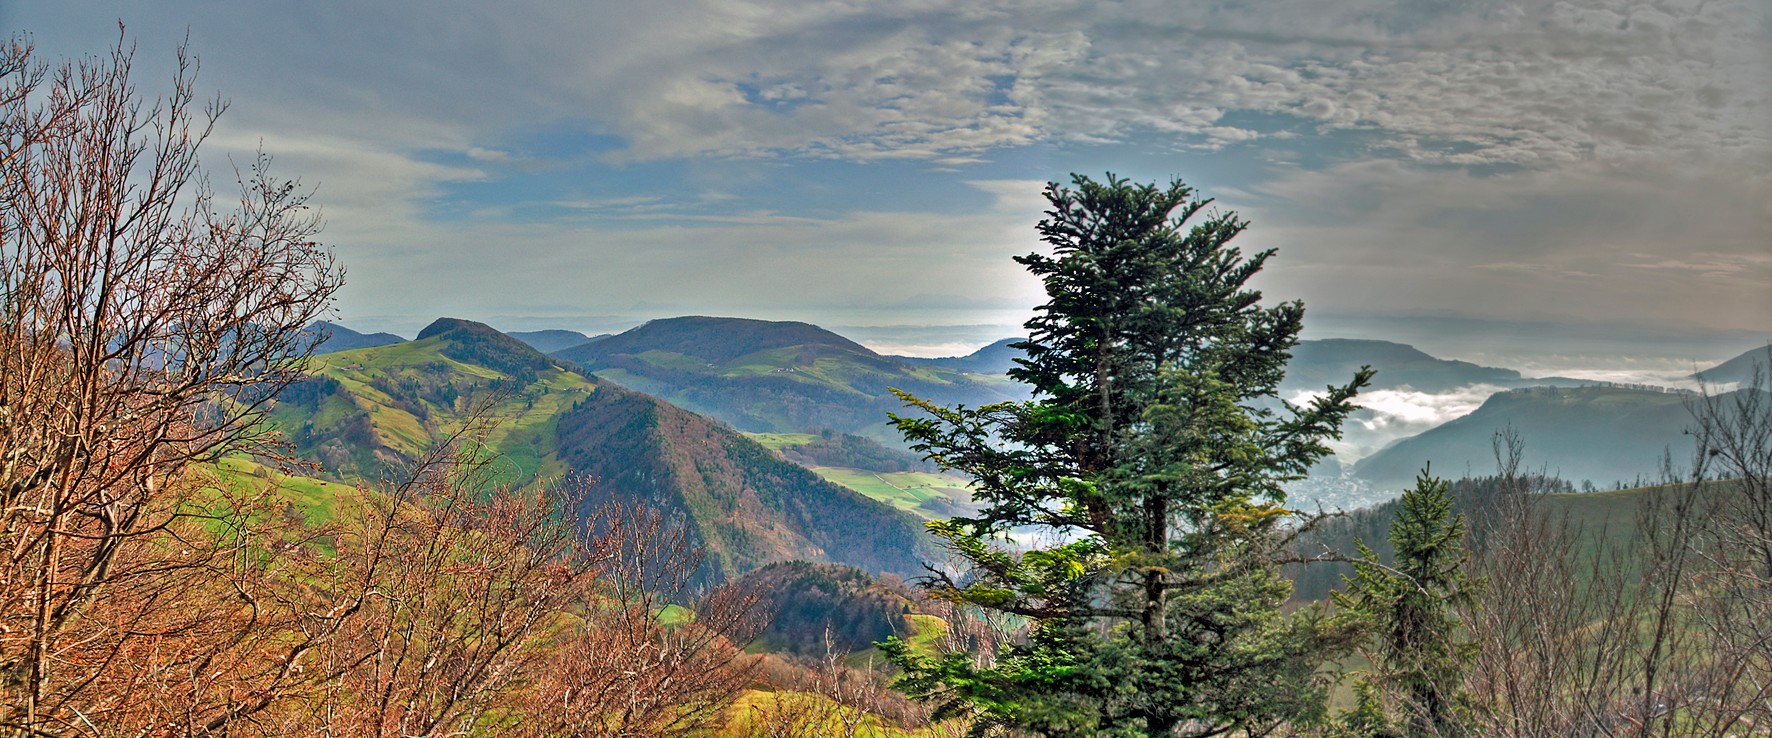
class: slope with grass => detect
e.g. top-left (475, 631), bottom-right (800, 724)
top-left (746, 431), bottom-right (977, 521)
top-left (270, 317), bottom-right (936, 582)
top-left (554, 316), bottom-right (1025, 440)
top-left (270, 317), bottom-right (594, 485)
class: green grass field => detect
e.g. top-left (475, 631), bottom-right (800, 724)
top-left (745, 432), bottom-right (821, 450)
top-left (810, 468), bottom-right (974, 520)
top-left (209, 456), bottom-right (363, 527)
top-left (285, 336), bottom-right (599, 486)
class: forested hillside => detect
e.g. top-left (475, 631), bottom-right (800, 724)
top-left (552, 381), bottom-right (935, 580)
top-left (731, 562), bottom-right (915, 657)
top-left (269, 317), bottom-right (934, 581)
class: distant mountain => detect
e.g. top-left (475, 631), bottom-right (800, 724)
top-left (305, 321), bottom-right (404, 354)
top-left (553, 316), bottom-right (1024, 441)
top-left (1694, 346), bottom-right (1771, 388)
top-left (268, 317), bottom-right (933, 581)
top-left (1282, 339), bottom-right (1524, 394)
top-left (1350, 385), bottom-right (1736, 491)
top-left (508, 329), bottom-right (605, 354)
top-left (894, 338), bottom-right (1026, 375)
top-left (568, 316), bottom-right (869, 364)
top-left (1270, 338), bottom-right (1621, 469)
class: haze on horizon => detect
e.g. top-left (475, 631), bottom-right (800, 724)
top-left (7, 1), bottom-right (1768, 367)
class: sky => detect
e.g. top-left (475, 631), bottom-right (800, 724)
top-left (6, 0), bottom-right (1769, 367)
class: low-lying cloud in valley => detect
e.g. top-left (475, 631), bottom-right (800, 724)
top-left (1292, 384), bottom-right (1507, 462)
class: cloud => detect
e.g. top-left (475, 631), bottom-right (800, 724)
top-left (14, 0), bottom-right (1766, 341)
top-left (1292, 383), bottom-right (1506, 460)
top-left (315, 178), bottom-right (1049, 335)
top-left (30, 0), bottom-right (1765, 167)
top-left (1237, 156), bottom-right (1772, 332)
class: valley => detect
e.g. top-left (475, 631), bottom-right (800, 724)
top-left (297, 317), bottom-right (1769, 514)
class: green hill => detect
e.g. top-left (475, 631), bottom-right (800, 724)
top-left (551, 380), bottom-right (935, 579)
top-left (553, 316), bottom-right (1024, 440)
top-left (269, 317), bottom-right (934, 581)
top-left (1291, 476), bottom-right (1671, 602)
top-left (271, 318), bottom-right (592, 483)
top-left (1350, 385), bottom-right (1728, 490)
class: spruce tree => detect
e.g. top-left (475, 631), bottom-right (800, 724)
top-left (883, 174), bottom-right (1370, 737)
top-left (1334, 468), bottom-right (1478, 736)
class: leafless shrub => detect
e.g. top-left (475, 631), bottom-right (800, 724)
top-left (0, 32), bottom-right (340, 736)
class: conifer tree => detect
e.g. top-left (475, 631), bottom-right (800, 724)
top-left (883, 174), bottom-right (1370, 737)
top-left (1335, 468), bottom-right (1478, 736)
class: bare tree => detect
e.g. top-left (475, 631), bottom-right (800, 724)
top-left (1459, 374), bottom-right (1772, 738)
top-left (0, 33), bottom-right (340, 736)
top-left (1679, 350), bottom-right (1772, 732)
top-left (514, 499), bottom-right (764, 738)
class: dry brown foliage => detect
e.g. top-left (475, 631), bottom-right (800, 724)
top-left (1, 31), bottom-right (340, 735)
top-left (1459, 399), bottom-right (1772, 737)
top-left (1, 34), bottom-right (763, 737)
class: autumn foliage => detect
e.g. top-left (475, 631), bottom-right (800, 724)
top-left (0, 36), bottom-right (760, 737)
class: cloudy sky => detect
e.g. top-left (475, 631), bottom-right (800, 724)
top-left (7, 0), bottom-right (1769, 364)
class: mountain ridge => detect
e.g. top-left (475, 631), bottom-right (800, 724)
top-left (554, 316), bottom-right (1025, 439)
top-left (306, 321), bottom-right (405, 354)
top-left (269, 317), bottom-right (935, 581)
top-left (1350, 385), bottom-right (1728, 491)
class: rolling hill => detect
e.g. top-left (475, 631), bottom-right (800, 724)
top-left (1694, 346), bottom-right (1771, 388)
top-left (893, 337), bottom-right (1026, 375)
top-left (508, 328), bottom-right (604, 354)
top-left (1281, 339), bottom-right (1525, 394)
top-left (268, 317), bottom-right (934, 581)
top-left (1349, 385), bottom-right (1734, 491)
top-left (552, 316), bottom-right (1024, 441)
top-left (1290, 476), bottom-right (1705, 602)
top-left (305, 320), bottom-right (405, 354)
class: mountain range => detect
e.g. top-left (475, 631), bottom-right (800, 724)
top-left (1350, 385), bottom-right (1713, 492)
top-left (294, 315), bottom-right (1768, 521)
top-left (306, 320), bottom-right (405, 354)
top-left (892, 337), bottom-right (1025, 375)
top-left (550, 316), bottom-right (1025, 443)
top-left (1695, 345), bottom-right (1772, 388)
top-left (509, 329), bottom-right (605, 354)
top-left (269, 317), bottom-right (934, 582)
